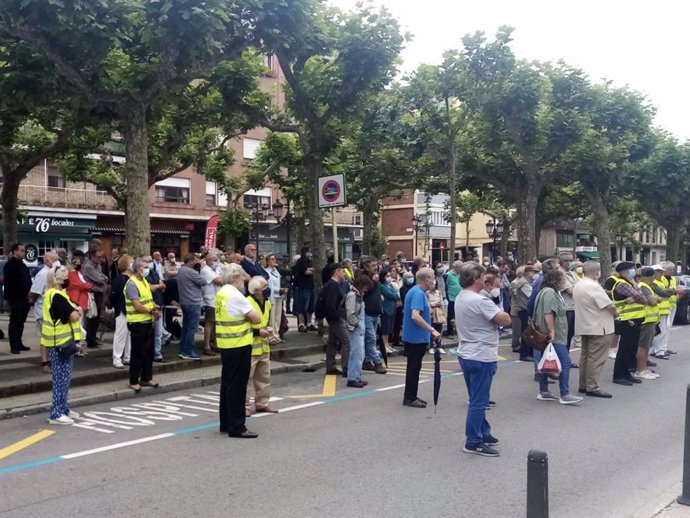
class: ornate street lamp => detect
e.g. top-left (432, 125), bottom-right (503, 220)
top-left (485, 218), bottom-right (504, 263)
top-left (246, 202), bottom-right (271, 254)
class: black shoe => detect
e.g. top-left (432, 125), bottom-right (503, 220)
top-left (585, 390), bottom-right (612, 398)
top-left (483, 434), bottom-right (499, 446)
top-left (628, 377), bottom-right (642, 384)
top-left (654, 353), bottom-right (670, 360)
top-left (570, 363), bottom-right (579, 369)
top-left (403, 399), bottom-right (426, 408)
top-left (612, 378), bottom-right (633, 386)
top-left (511, 348), bottom-right (520, 353)
top-left (362, 362), bottom-right (375, 372)
top-left (668, 349), bottom-right (677, 354)
top-left (10, 348), bottom-right (20, 354)
top-left (229, 430), bottom-right (258, 439)
top-left (417, 397), bottom-right (428, 405)
top-left (18, 344), bottom-right (30, 351)
top-left (307, 324), bottom-right (317, 332)
top-left (347, 380), bottom-right (366, 388)
top-left (341, 371), bottom-right (348, 378)
top-left (578, 388), bottom-right (586, 394)
top-left (325, 368), bottom-right (343, 375)
top-left (519, 356), bottom-right (535, 362)
top-left (463, 444), bottom-right (499, 457)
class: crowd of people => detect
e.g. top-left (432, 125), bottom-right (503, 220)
top-left (4, 240), bottom-right (686, 444)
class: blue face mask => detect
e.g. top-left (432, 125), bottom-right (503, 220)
top-left (628, 268), bottom-right (636, 277)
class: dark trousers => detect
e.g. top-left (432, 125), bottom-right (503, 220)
top-left (613, 318), bottom-right (642, 380)
top-left (219, 346), bottom-right (252, 435)
top-left (8, 297), bottom-right (30, 350)
top-left (391, 306), bottom-right (403, 347)
top-left (403, 342), bottom-right (427, 401)
top-left (566, 309), bottom-right (575, 350)
top-left (518, 309), bottom-right (531, 359)
top-left (326, 317), bottom-right (349, 372)
top-left (446, 301), bottom-right (456, 335)
top-left (128, 322), bottom-right (154, 385)
top-left (85, 291), bottom-right (104, 347)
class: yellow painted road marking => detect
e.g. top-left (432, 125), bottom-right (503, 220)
top-left (288, 375), bottom-right (337, 399)
top-left (0, 430), bottom-right (55, 460)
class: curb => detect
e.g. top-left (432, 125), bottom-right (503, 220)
top-left (0, 360), bottom-right (325, 421)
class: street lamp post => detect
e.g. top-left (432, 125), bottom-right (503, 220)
top-left (412, 214), bottom-right (425, 259)
top-left (246, 201), bottom-right (271, 255)
top-left (271, 200), bottom-right (291, 259)
top-left (485, 219), bottom-right (505, 263)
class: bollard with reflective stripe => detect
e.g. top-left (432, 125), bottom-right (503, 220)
top-left (527, 450), bottom-right (549, 518)
top-left (678, 385), bottom-right (690, 505)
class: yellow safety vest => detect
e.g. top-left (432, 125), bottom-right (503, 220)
top-left (247, 295), bottom-right (271, 356)
top-left (215, 285), bottom-right (253, 349)
top-left (638, 282), bottom-right (660, 325)
top-left (611, 278), bottom-right (646, 321)
top-left (605, 275), bottom-right (620, 299)
top-left (668, 276), bottom-right (678, 308)
top-left (41, 288), bottom-right (82, 347)
top-left (653, 278), bottom-right (671, 315)
top-left (124, 275), bottom-right (155, 323)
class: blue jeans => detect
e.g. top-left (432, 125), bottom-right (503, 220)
top-left (364, 315), bottom-right (382, 365)
top-left (347, 316), bottom-right (366, 381)
top-left (180, 304), bottom-right (201, 356)
top-left (534, 343), bottom-right (571, 396)
top-left (459, 357), bottom-right (497, 448)
top-left (153, 316), bottom-right (163, 359)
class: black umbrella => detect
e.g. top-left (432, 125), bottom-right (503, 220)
top-left (433, 337), bottom-right (442, 413)
top-left (377, 334), bottom-right (388, 367)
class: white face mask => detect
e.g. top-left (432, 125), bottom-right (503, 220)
top-left (490, 288), bottom-right (500, 298)
top-left (576, 266), bottom-right (583, 274)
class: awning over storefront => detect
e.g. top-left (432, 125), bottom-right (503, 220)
top-left (577, 251), bottom-right (600, 261)
top-left (90, 226), bottom-right (190, 237)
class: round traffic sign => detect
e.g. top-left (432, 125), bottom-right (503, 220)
top-left (321, 180), bottom-right (341, 203)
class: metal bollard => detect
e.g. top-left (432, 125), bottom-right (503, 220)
top-left (527, 450), bottom-right (549, 518)
top-left (678, 385), bottom-right (690, 505)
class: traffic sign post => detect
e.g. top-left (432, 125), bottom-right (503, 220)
top-left (318, 175), bottom-right (346, 261)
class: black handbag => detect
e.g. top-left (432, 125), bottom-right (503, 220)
top-left (56, 340), bottom-right (80, 359)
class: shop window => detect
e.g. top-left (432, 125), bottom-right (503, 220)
top-left (244, 194), bottom-right (270, 207)
top-left (155, 186), bottom-right (189, 204)
top-left (206, 194), bottom-right (217, 207)
top-left (556, 232), bottom-right (574, 249)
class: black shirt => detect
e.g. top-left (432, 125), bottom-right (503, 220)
top-left (321, 279), bottom-right (345, 321)
top-left (49, 291), bottom-right (75, 326)
top-left (111, 273), bottom-right (130, 317)
top-left (4, 256), bottom-right (32, 299)
top-left (363, 276), bottom-right (382, 316)
top-left (147, 268), bottom-right (164, 306)
top-left (295, 257), bottom-right (314, 290)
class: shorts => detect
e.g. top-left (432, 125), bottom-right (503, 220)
top-left (380, 313), bottom-right (394, 335)
top-left (297, 288), bottom-right (315, 315)
top-left (204, 306), bottom-right (215, 323)
top-left (638, 322), bottom-right (656, 350)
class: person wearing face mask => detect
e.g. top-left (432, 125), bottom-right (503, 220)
top-left (111, 255), bottom-right (133, 369)
top-left (29, 251), bottom-right (60, 372)
top-left (610, 261), bottom-right (648, 386)
top-left (380, 266), bottom-right (401, 354)
top-left (444, 261), bottom-right (463, 336)
top-left (66, 256), bottom-right (93, 357)
top-left (200, 250), bottom-right (223, 355)
top-left (400, 271), bottom-right (415, 306)
top-left (427, 277), bottom-right (446, 337)
top-left (558, 252), bottom-right (578, 367)
top-left (388, 262), bottom-right (404, 348)
top-left (434, 262), bottom-right (447, 305)
top-left (145, 254), bottom-right (169, 361)
top-left (574, 262), bottom-right (585, 281)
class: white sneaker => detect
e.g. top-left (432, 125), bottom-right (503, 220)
top-left (67, 410), bottom-right (80, 418)
top-left (537, 392), bottom-right (559, 402)
top-left (48, 415), bottom-right (74, 425)
top-left (559, 394), bottom-right (583, 405)
top-left (113, 362), bottom-right (125, 369)
top-left (608, 349), bottom-right (618, 359)
top-left (644, 370), bottom-right (660, 379)
top-left (634, 371), bottom-right (656, 380)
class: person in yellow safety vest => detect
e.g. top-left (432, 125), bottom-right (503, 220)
top-left (215, 263), bottom-right (261, 438)
top-left (610, 261), bottom-right (648, 386)
top-left (602, 262), bottom-right (622, 360)
top-left (124, 257), bottom-right (161, 393)
top-left (245, 276), bottom-right (278, 416)
top-left (43, 266), bottom-right (84, 425)
top-left (634, 268), bottom-right (661, 380)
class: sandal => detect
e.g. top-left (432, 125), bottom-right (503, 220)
top-left (41, 361), bottom-right (51, 374)
top-left (140, 381), bottom-right (160, 388)
top-left (129, 384), bottom-right (142, 393)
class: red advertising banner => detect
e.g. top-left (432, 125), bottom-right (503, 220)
top-left (204, 215), bottom-right (220, 250)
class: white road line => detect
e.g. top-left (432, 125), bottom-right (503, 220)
top-left (61, 433), bottom-right (174, 459)
top-left (376, 384), bottom-right (406, 392)
top-left (277, 402), bottom-right (325, 413)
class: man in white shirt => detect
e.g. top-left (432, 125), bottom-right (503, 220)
top-left (152, 251), bottom-right (165, 280)
top-left (29, 251), bottom-right (59, 373)
top-left (573, 261), bottom-right (617, 398)
top-left (200, 250), bottom-right (222, 355)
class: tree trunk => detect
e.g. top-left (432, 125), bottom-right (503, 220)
top-left (500, 221), bottom-right (510, 257)
top-left (1, 171), bottom-right (21, 251)
top-left (122, 103), bottom-right (151, 258)
top-left (516, 183), bottom-right (539, 263)
top-left (302, 150), bottom-right (326, 291)
top-left (361, 195), bottom-right (378, 256)
top-left (666, 221), bottom-right (682, 264)
top-left (448, 140), bottom-right (458, 264)
top-left (589, 193), bottom-right (612, 279)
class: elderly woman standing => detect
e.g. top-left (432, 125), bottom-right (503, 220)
top-left (216, 263), bottom-right (261, 438)
top-left (380, 265), bottom-right (400, 354)
top-left (43, 266), bottom-right (83, 425)
top-left (263, 253), bottom-right (284, 344)
top-left (533, 269), bottom-right (583, 405)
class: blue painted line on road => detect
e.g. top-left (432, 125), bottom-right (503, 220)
top-left (172, 423), bottom-right (219, 436)
top-left (0, 456), bottom-right (62, 475)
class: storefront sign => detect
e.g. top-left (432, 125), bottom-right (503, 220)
top-left (25, 244), bottom-right (38, 262)
top-left (17, 214), bottom-right (94, 235)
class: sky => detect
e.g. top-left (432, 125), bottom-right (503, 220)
top-left (329, 0), bottom-right (690, 140)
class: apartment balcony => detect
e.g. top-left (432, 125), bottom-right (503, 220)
top-left (14, 184), bottom-right (119, 211)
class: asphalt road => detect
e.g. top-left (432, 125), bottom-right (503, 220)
top-left (1, 328), bottom-right (689, 518)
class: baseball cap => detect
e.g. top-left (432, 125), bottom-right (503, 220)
top-left (640, 267), bottom-right (655, 277)
top-left (652, 264), bottom-right (663, 271)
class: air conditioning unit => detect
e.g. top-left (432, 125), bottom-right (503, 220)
top-left (353, 228), bottom-right (363, 240)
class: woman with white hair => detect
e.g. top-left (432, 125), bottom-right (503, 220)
top-left (43, 266), bottom-right (83, 425)
top-left (216, 263), bottom-right (262, 438)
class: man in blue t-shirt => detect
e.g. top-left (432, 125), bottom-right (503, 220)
top-left (402, 267), bottom-right (440, 408)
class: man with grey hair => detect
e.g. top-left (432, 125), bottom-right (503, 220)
top-left (573, 261), bottom-right (617, 398)
top-left (456, 262), bottom-right (511, 457)
top-left (176, 253), bottom-right (206, 360)
top-left (401, 267), bottom-right (439, 408)
top-left (444, 260), bottom-right (462, 336)
top-left (29, 250), bottom-right (59, 372)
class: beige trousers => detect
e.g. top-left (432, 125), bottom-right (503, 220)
top-left (246, 352), bottom-right (271, 410)
top-left (269, 298), bottom-right (283, 341)
top-left (578, 335), bottom-right (611, 391)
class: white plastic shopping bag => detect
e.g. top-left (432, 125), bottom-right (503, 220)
top-left (537, 343), bottom-right (562, 375)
